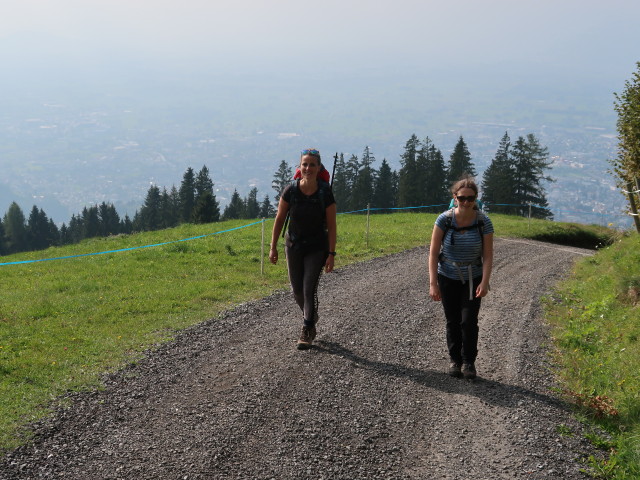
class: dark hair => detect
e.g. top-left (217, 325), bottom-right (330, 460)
top-left (451, 176), bottom-right (478, 196)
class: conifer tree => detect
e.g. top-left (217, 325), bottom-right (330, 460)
top-left (82, 206), bottom-right (100, 238)
top-left (331, 153), bottom-right (349, 212)
top-left (98, 202), bottom-right (121, 236)
top-left (447, 136), bottom-right (477, 186)
top-left (192, 192), bottom-right (220, 224)
top-left (272, 160), bottom-right (293, 204)
top-left (244, 187), bottom-right (260, 219)
top-left (259, 195), bottom-right (275, 218)
top-left (351, 147), bottom-right (376, 211)
top-left (223, 189), bottom-right (245, 219)
top-left (372, 158), bottom-right (396, 210)
top-left (423, 140), bottom-right (449, 211)
top-left (511, 134), bottom-right (553, 219)
top-left (0, 218), bottom-right (6, 255)
top-left (398, 134), bottom-right (420, 207)
top-left (135, 185), bottom-right (162, 231)
top-left (3, 202), bottom-right (27, 253)
top-left (26, 206), bottom-right (54, 251)
top-left (481, 132), bottom-right (516, 214)
top-left (179, 167), bottom-right (196, 223)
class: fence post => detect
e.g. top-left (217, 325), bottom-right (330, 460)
top-left (366, 204), bottom-right (371, 248)
top-left (528, 203), bottom-right (532, 229)
top-left (627, 181), bottom-right (640, 233)
top-left (261, 218), bottom-right (265, 274)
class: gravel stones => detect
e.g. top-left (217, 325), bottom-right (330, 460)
top-left (1, 239), bottom-right (596, 479)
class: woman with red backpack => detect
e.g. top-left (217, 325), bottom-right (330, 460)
top-left (269, 149), bottom-right (337, 350)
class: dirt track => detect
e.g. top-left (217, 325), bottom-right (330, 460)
top-left (1, 238), bottom-right (598, 479)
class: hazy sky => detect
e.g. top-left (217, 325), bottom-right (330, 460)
top-left (2, 0), bottom-right (639, 78)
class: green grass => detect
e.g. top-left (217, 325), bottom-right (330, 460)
top-left (0, 211), bottom-right (623, 460)
top-left (545, 233), bottom-right (640, 478)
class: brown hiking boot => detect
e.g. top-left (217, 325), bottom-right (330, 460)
top-left (297, 326), bottom-right (314, 350)
top-left (462, 363), bottom-right (477, 380)
top-left (448, 362), bottom-right (462, 378)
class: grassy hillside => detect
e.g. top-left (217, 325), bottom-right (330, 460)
top-left (0, 212), bottom-right (625, 462)
top-left (545, 233), bottom-right (640, 478)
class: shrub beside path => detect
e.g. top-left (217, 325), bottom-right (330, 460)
top-left (1, 239), bottom-right (598, 479)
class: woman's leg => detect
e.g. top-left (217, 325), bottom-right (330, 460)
top-left (285, 246), bottom-right (305, 313)
top-left (301, 249), bottom-right (327, 327)
top-left (438, 274), bottom-right (465, 364)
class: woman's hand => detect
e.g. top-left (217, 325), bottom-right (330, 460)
top-left (269, 246), bottom-right (278, 265)
top-left (429, 283), bottom-right (441, 302)
top-left (475, 282), bottom-right (490, 298)
top-left (325, 254), bottom-right (334, 273)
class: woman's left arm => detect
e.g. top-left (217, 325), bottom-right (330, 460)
top-left (476, 232), bottom-right (493, 298)
top-left (325, 203), bottom-right (337, 273)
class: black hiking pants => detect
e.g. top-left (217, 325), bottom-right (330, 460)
top-left (438, 274), bottom-right (482, 364)
top-left (285, 246), bottom-right (327, 327)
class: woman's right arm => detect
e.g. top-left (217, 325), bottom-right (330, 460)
top-left (428, 225), bottom-right (444, 301)
top-left (269, 197), bottom-right (289, 265)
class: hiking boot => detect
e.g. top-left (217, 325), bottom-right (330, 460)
top-left (462, 363), bottom-right (477, 380)
top-left (448, 362), bottom-right (462, 378)
top-left (297, 326), bottom-right (313, 350)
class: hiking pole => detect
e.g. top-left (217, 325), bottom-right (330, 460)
top-left (331, 152), bottom-right (338, 188)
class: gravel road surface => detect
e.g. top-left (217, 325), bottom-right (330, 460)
top-left (1, 238), bottom-right (598, 479)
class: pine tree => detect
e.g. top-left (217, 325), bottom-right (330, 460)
top-left (26, 206), bottom-right (53, 251)
top-left (351, 147), bottom-right (376, 211)
top-left (244, 187), bottom-right (260, 219)
top-left (0, 218), bottom-right (6, 255)
top-left (272, 160), bottom-right (293, 204)
top-left (511, 134), bottom-right (553, 219)
top-left (135, 185), bottom-right (162, 231)
top-left (481, 132), bottom-right (517, 214)
top-left (331, 153), bottom-right (349, 212)
top-left (192, 192), bottom-right (220, 224)
top-left (423, 140), bottom-right (449, 212)
top-left (372, 158), bottom-right (396, 210)
top-left (98, 202), bottom-right (121, 236)
top-left (179, 167), bottom-right (196, 223)
top-left (223, 189), bottom-right (245, 219)
top-left (398, 134), bottom-right (420, 207)
top-left (259, 195), bottom-right (275, 218)
top-left (447, 136), bottom-right (477, 185)
top-left (3, 202), bottom-right (27, 253)
top-left (82, 206), bottom-right (100, 238)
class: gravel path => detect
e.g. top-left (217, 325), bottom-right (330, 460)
top-left (1, 238), bottom-right (598, 479)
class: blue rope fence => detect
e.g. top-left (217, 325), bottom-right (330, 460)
top-left (0, 201), bottom-right (634, 267)
top-left (0, 220), bottom-right (263, 267)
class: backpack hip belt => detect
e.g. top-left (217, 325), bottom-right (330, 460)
top-left (438, 253), bottom-right (482, 300)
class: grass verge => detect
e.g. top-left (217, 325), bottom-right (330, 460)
top-left (545, 233), bottom-right (640, 478)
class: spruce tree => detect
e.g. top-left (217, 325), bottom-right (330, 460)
top-left (3, 202), bottom-right (27, 253)
top-left (244, 187), bottom-right (260, 219)
top-left (179, 167), bottom-right (196, 223)
top-left (481, 132), bottom-right (516, 214)
top-left (372, 158), bottom-right (396, 210)
top-left (331, 153), bottom-right (349, 212)
top-left (398, 134), bottom-right (420, 207)
top-left (611, 62), bottom-right (640, 186)
top-left (0, 218), bottom-right (6, 255)
top-left (192, 192), bottom-right (219, 224)
top-left (511, 134), bottom-right (553, 219)
top-left (223, 189), bottom-right (245, 220)
top-left (423, 141), bottom-right (449, 211)
top-left (351, 147), bottom-right (376, 211)
top-left (447, 136), bottom-right (477, 186)
top-left (259, 195), bottom-right (275, 218)
top-left (272, 160), bottom-right (293, 204)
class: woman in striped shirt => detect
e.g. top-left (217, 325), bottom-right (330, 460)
top-left (428, 177), bottom-right (494, 380)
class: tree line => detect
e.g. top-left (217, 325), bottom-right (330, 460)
top-left (0, 131), bottom-right (552, 257)
top-left (272, 132), bottom-right (552, 218)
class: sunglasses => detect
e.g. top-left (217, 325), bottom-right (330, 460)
top-left (301, 148), bottom-right (320, 157)
top-left (456, 195), bottom-right (476, 203)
